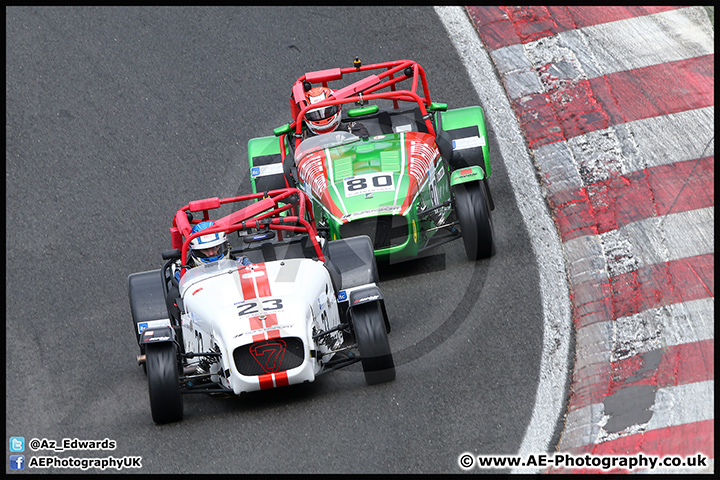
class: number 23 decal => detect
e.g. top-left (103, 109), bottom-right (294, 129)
top-left (343, 173), bottom-right (394, 197)
top-left (237, 298), bottom-right (283, 316)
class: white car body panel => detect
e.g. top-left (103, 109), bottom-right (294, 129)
top-left (178, 258), bottom-right (343, 395)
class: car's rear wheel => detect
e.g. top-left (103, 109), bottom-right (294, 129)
top-left (146, 342), bottom-right (183, 424)
top-left (453, 180), bottom-right (494, 261)
top-left (352, 302), bottom-right (395, 385)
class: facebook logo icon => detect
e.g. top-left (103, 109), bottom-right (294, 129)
top-left (9, 455), bottom-right (25, 470)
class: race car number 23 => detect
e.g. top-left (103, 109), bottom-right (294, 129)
top-left (343, 173), bottom-right (394, 197)
top-left (237, 298), bottom-right (283, 317)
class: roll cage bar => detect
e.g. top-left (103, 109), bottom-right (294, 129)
top-left (170, 188), bottom-right (323, 277)
top-left (284, 59), bottom-right (437, 152)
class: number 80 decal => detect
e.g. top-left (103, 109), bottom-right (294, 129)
top-left (343, 173), bottom-right (395, 197)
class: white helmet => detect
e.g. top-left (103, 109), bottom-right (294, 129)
top-left (189, 221), bottom-right (230, 266)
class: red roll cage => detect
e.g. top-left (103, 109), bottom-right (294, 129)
top-left (170, 188), bottom-right (323, 276)
top-left (284, 59), bottom-right (436, 153)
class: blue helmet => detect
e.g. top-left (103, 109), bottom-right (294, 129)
top-left (188, 221), bottom-right (230, 266)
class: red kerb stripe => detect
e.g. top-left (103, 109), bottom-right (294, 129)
top-left (611, 254), bottom-right (714, 320)
top-left (571, 254), bottom-right (714, 329)
top-left (567, 420), bottom-right (715, 465)
top-left (466, 6), bottom-right (683, 50)
top-left (568, 339), bottom-right (714, 412)
top-left (591, 55), bottom-right (715, 127)
top-left (511, 55), bottom-right (714, 149)
top-left (550, 157), bottom-right (715, 242)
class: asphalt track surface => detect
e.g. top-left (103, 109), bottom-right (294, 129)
top-left (6, 7), bottom-right (554, 474)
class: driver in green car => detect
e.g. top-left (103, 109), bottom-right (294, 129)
top-left (302, 86), bottom-right (369, 139)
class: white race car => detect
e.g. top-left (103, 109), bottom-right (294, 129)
top-left (128, 188), bottom-right (395, 423)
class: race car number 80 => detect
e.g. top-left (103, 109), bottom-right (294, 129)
top-left (343, 173), bottom-right (394, 197)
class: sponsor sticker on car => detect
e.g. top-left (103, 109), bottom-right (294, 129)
top-left (353, 294), bottom-right (380, 304)
top-left (340, 204), bottom-right (401, 221)
top-left (452, 135), bottom-right (485, 150)
top-left (234, 324), bottom-right (294, 338)
top-left (137, 318), bottom-right (172, 335)
top-left (251, 163), bottom-right (284, 178)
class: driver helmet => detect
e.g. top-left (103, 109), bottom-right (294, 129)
top-left (189, 221), bottom-right (230, 266)
top-left (303, 86), bottom-right (341, 135)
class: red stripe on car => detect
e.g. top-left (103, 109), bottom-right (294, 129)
top-left (252, 263), bottom-right (272, 298)
top-left (248, 313), bottom-right (279, 342)
top-left (239, 265), bottom-right (257, 299)
top-left (258, 374), bottom-right (274, 390)
top-left (249, 315), bottom-right (265, 343)
top-left (238, 263), bottom-right (272, 300)
top-left (265, 329), bottom-right (281, 340)
top-left (273, 371), bottom-right (289, 387)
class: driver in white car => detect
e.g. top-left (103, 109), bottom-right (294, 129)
top-left (174, 221), bottom-right (251, 283)
top-left (166, 221), bottom-right (252, 322)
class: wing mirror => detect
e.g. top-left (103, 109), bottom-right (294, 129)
top-left (274, 123), bottom-right (293, 137)
top-left (347, 105), bottom-right (379, 117)
top-left (162, 249), bottom-right (181, 261)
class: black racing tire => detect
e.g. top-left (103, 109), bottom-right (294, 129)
top-left (352, 301), bottom-right (395, 385)
top-left (146, 342), bottom-right (183, 424)
top-left (453, 180), bottom-right (495, 261)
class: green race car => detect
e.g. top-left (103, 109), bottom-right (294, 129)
top-left (248, 59), bottom-right (495, 263)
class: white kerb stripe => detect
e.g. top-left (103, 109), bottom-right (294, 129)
top-left (493, 7), bottom-right (715, 100)
top-left (530, 107), bottom-right (715, 197)
top-left (613, 298), bottom-right (715, 360)
top-left (570, 7), bottom-right (715, 78)
top-left (600, 206), bottom-right (714, 275)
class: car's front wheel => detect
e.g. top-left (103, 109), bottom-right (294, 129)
top-left (352, 302), bottom-right (395, 385)
top-left (453, 180), bottom-right (494, 261)
top-left (146, 342), bottom-right (183, 424)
